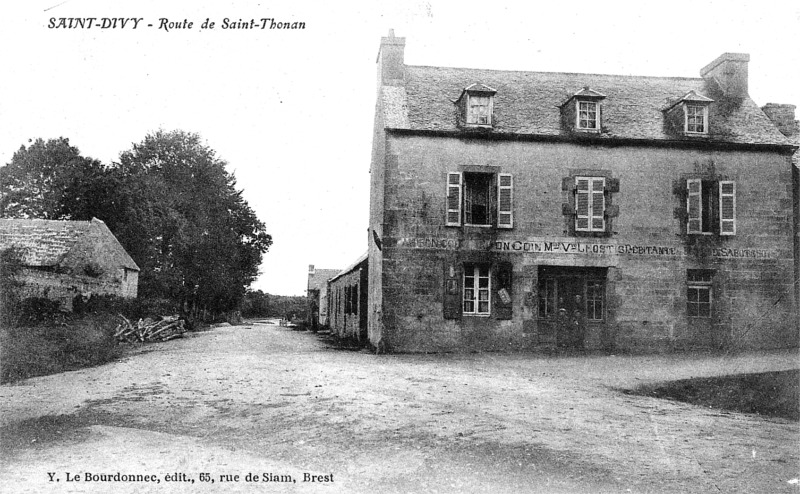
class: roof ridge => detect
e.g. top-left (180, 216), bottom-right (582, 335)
top-left (405, 64), bottom-right (703, 81)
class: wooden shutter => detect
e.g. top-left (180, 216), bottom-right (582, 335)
top-left (576, 177), bottom-right (605, 232)
top-left (575, 178), bottom-right (590, 231)
top-left (590, 178), bottom-right (605, 231)
top-left (443, 262), bottom-right (463, 320)
top-left (687, 178), bottom-right (702, 234)
top-left (446, 172), bottom-right (462, 226)
top-left (719, 181), bottom-right (736, 235)
top-left (497, 173), bottom-right (513, 229)
top-left (494, 262), bottom-right (513, 320)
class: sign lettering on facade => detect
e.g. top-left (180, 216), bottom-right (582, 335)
top-left (395, 237), bottom-right (775, 259)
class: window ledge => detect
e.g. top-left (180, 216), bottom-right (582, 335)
top-left (464, 313), bottom-right (492, 317)
top-left (682, 131), bottom-right (709, 137)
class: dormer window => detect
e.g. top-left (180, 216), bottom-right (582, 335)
top-left (468, 94), bottom-right (492, 125)
top-left (561, 87), bottom-right (606, 133)
top-left (663, 91), bottom-right (713, 136)
top-left (456, 83), bottom-right (496, 129)
top-left (685, 104), bottom-right (708, 134)
top-left (578, 101), bottom-right (599, 130)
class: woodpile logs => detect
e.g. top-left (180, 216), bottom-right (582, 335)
top-left (114, 315), bottom-right (187, 343)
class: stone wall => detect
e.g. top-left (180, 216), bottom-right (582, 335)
top-left (376, 133), bottom-right (796, 352)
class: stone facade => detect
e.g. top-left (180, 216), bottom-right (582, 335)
top-left (0, 218), bottom-right (139, 309)
top-left (327, 253), bottom-right (368, 341)
top-left (367, 32), bottom-right (798, 353)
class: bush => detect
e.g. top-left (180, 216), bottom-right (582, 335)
top-left (0, 313), bottom-right (121, 383)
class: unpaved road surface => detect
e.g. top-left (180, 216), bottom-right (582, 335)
top-left (1, 323), bottom-right (798, 493)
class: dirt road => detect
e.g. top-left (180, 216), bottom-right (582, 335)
top-left (1, 323), bottom-right (798, 493)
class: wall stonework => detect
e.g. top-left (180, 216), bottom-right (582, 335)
top-left (374, 134), bottom-right (796, 352)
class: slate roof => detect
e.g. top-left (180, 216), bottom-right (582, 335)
top-left (0, 218), bottom-right (139, 270)
top-left (307, 269), bottom-right (341, 291)
top-left (381, 65), bottom-right (793, 147)
top-left (329, 252), bottom-right (368, 283)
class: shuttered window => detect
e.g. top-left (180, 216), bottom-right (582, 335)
top-left (497, 174), bottom-right (513, 228)
top-left (575, 177), bottom-right (605, 232)
top-left (687, 178), bottom-right (703, 234)
top-left (685, 179), bottom-right (736, 236)
top-left (446, 171), bottom-right (513, 229)
top-left (446, 172), bottom-right (462, 226)
top-left (719, 181), bottom-right (736, 235)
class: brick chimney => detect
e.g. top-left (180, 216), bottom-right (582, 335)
top-left (308, 264), bottom-right (315, 275)
top-left (377, 29), bottom-right (405, 88)
top-left (761, 103), bottom-right (799, 137)
top-left (700, 53), bottom-right (750, 100)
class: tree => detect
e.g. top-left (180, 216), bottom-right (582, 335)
top-left (115, 130), bottom-right (272, 315)
top-left (0, 138), bottom-right (109, 220)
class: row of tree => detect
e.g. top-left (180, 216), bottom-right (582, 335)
top-left (241, 290), bottom-right (307, 320)
top-left (0, 131), bottom-right (272, 316)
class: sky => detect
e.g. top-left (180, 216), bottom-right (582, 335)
top-left (1, 1), bottom-right (798, 295)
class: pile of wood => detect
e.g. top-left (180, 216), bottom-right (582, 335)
top-left (114, 315), bottom-right (187, 343)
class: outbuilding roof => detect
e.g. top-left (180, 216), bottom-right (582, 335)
top-left (0, 217), bottom-right (139, 270)
top-left (307, 269), bottom-right (341, 291)
top-left (329, 252), bottom-right (368, 284)
top-left (382, 64), bottom-right (792, 146)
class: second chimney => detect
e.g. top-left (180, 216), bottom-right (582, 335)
top-left (700, 53), bottom-right (750, 100)
top-left (376, 29), bottom-right (406, 88)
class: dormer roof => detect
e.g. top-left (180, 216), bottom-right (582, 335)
top-left (662, 90), bottom-right (715, 111)
top-left (455, 83), bottom-right (497, 103)
top-left (560, 86), bottom-right (607, 107)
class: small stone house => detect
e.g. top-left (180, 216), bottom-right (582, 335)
top-left (0, 217), bottom-right (139, 309)
top-left (306, 265), bottom-right (341, 329)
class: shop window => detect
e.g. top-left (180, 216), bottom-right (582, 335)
top-left (686, 179), bottom-right (736, 235)
top-left (537, 270), bottom-right (605, 322)
top-left (687, 269), bottom-right (713, 317)
top-left (538, 278), bottom-right (556, 318)
top-left (446, 172), bottom-right (513, 228)
top-left (463, 264), bottom-right (491, 315)
top-left (586, 280), bottom-right (605, 321)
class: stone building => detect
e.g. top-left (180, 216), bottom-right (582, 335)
top-left (366, 31), bottom-right (798, 353)
top-left (0, 217), bottom-right (139, 309)
top-left (327, 253), bottom-right (368, 341)
top-left (306, 265), bottom-right (340, 329)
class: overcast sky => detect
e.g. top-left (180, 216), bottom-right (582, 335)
top-left (1, 1), bottom-right (798, 295)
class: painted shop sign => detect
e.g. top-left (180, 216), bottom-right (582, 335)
top-left (395, 237), bottom-right (774, 259)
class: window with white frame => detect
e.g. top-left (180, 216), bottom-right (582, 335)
top-left (467, 94), bottom-right (492, 125)
top-left (577, 101), bottom-right (599, 130)
top-left (686, 179), bottom-right (736, 235)
top-left (575, 177), bottom-right (606, 232)
top-left (685, 104), bottom-right (708, 134)
top-left (687, 269), bottom-right (713, 317)
top-left (463, 264), bottom-right (491, 315)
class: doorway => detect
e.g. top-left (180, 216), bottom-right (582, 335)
top-left (537, 266), bottom-right (607, 350)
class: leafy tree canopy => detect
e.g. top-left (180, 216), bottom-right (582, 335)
top-left (0, 131), bottom-right (273, 315)
top-left (0, 138), bottom-right (108, 220)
